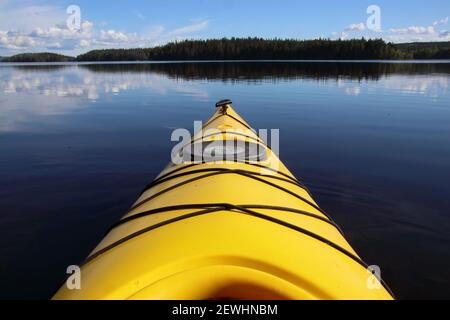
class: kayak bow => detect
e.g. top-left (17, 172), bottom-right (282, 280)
top-left (54, 100), bottom-right (393, 300)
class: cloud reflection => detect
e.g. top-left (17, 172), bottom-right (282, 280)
top-left (1, 66), bottom-right (209, 100)
top-left (336, 74), bottom-right (449, 97)
top-left (0, 65), bottom-right (210, 131)
top-left (0, 63), bottom-right (448, 132)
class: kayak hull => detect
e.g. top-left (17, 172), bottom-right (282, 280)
top-left (54, 102), bottom-right (393, 300)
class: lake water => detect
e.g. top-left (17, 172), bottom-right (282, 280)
top-left (1, 61), bottom-right (449, 299)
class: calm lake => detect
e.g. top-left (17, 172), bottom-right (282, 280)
top-left (1, 61), bottom-right (449, 299)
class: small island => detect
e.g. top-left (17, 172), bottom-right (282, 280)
top-left (1, 38), bottom-right (450, 62)
top-left (1, 52), bottom-right (75, 63)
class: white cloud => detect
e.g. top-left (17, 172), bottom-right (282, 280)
top-left (31, 21), bottom-right (92, 40)
top-left (332, 16), bottom-right (450, 43)
top-left (383, 23), bottom-right (450, 43)
top-left (0, 2), bottom-right (210, 55)
top-left (100, 30), bottom-right (137, 43)
top-left (0, 31), bottom-right (37, 50)
top-left (82, 21), bottom-right (93, 32)
top-left (331, 22), bottom-right (365, 40)
top-left (345, 23), bottom-right (366, 32)
top-left (168, 19), bottom-right (209, 36)
top-left (389, 26), bottom-right (435, 35)
top-left (432, 17), bottom-right (449, 26)
top-left (1, 18), bottom-right (211, 55)
top-left (79, 39), bottom-right (91, 48)
top-left (0, 19), bottom-right (95, 51)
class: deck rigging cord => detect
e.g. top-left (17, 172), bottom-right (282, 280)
top-left (82, 203), bottom-right (394, 298)
top-left (55, 100), bottom-right (395, 300)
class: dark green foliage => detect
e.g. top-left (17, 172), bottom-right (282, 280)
top-left (76, 38), bottom-right (413, 61)
top-left (77, 48), bottom-right (149, 61)
top-left (2, 39), bottom-right (450, 62)
top-left (394, 41), bottom-right (450, 59)
top-left (2, 52), bottom-right (75, 62)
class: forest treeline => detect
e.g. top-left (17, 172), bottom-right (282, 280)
top-left (1, 52), bottom-right (74, 62)
top-left (76, 38), bottom-right (410, 61)
top-left (2, 38), bottom-right (450, 62)
top-left (394, 41), bottom-right (450, 59)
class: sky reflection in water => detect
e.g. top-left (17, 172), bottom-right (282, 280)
top-left (0, 62), bottom-right (449, 299)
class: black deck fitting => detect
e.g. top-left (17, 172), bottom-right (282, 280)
top-left (215, 99), bottom-right (232, 108)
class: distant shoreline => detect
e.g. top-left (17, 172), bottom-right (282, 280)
top-left (1, 38), bottom-right (449, 63)
top-left (2, 60), bottom-right (450, 66)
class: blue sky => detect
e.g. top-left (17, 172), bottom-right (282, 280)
top-left (0, 0), bottom-right (449, 55)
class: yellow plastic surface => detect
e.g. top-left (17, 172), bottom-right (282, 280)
top-left (53, 103), bottom-right (393, 300)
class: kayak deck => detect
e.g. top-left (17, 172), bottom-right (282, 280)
top-left (54, 100), bottom-right (393, 300)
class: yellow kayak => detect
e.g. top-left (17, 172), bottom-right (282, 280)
top-left (54, 100), bottom-right (393, 300)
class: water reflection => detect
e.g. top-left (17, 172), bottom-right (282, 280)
top-left (0, 64), bottom-right (215, 131)
top-left (2, 62), bottom-right (449, 99)
top-left (1, 65), bottom-right (213, 100)
top-left (2, 62), bottom-right (448, 132)
top-left (381, 75), bottom-right (449, 97)
top-left (1, 62), bottom-right (450, 299)
top-left (3, 62), bottom-right (449, 97)
top-left (78, 62), bottom-right (450, 81)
